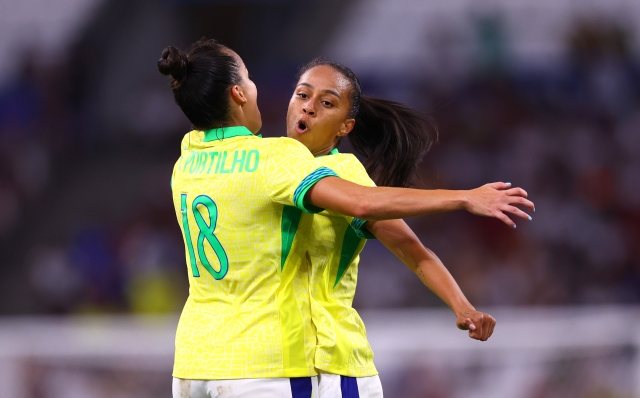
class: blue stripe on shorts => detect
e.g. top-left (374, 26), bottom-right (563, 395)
top-left (341, 376), bottom-right (360, 398)
top-left (290, 377), bottom-right (312, 398)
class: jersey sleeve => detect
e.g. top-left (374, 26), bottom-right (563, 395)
top-left (323, 155), bottom-right (377, 239)
top-left (261, 138), bottom-right (339, 213)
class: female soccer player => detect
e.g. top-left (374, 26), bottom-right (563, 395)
top-left (158, 39), bottom-right (533, 398)
top-left (286, 59), bottom-right (518, 397)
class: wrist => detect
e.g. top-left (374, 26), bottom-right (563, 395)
top-left (452, 302), bottom-right (476, 318)
top-left (450, 190), bottom-right (470, 212)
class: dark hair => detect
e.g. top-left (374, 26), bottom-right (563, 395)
top-left (158, 38), bottom-right (243, 130)
top-left (298, 59), bottom-right (437, 188)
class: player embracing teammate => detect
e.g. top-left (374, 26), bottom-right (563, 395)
top-left (159, 38), bottom-right (534, 398)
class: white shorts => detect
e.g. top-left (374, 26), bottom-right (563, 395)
top-left (172, 376), bottom-right (318, 398)
top-left (317, 371), bottom-right (383, 398)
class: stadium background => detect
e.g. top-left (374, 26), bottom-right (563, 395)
top-left (1, 0), bottom-right (639, 396)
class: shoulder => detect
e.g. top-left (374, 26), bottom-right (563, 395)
top-left (318, 153), bottom-right (374, 186)
top-left (261, 137), bottom-right (316, 161)
top-left (337, 153), bottom-right (367, 171)
top-left (266, 137), bottom-right (312, 151)
top-left (179, 130), bottom-right (204, 153)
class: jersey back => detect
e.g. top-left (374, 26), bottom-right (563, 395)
top-left (171, 127), bottom-right (337, 380)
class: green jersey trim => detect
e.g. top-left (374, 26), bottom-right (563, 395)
top-left (334, 226), bottom-right (366, 287)
top-left (350, 218), bottom-right (376, 240)
top-left (293, 167), bottom-right (339, 214)
top-left (203, 126), bottom-right (256, 142)
top-left (317, 148), bottom-right (340, 157)
top-left (280, 206), bottom-right (304, 271)
top-left (317, 148), bottom-right (376, 239)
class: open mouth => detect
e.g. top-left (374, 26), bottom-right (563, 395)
top-left (295, 120), bottom-right (309, 134)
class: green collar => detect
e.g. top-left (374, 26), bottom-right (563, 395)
top-left (317, 148), bottom-right (340, 158)
top-left (203, 126), bottom-right (257, 142)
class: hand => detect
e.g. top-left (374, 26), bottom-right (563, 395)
top-left (464, 182), bottom-right (535, 228)
top-left (456, 311), bottom-right (496, 341)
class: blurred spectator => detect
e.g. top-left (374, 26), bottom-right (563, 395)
top-left (354, 20), bottom-right (640, 309)
top-left (119, 221), bottom-right (185, 314)
top-left (28, 246), bottom-right (82, 314)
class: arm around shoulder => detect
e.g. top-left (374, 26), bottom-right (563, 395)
top-left (306, 179), bottom-right (535, 227)
top-left (305, 178), bottom-right (468, 220)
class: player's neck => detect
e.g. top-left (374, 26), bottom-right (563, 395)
top-left (226, 105), bottom-right (249, 130)
top-left (312, 145), bottom-right (335, 157)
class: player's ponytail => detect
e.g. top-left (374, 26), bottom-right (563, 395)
top-left (350, 96), bottom-right (436, 188)
top-left (158, 38), bottom-right (243, 130)
top-left (298, 59), bottom-right (437, 188)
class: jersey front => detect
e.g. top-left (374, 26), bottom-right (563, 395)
top-left (308, 150), bottom-right (378, 377)
top-left (171, 126), bottom-right (338, 380)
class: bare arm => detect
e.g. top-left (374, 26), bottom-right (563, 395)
top-left (306, 177), bottom-right (534, 228)
top-left (367, 219), bottom-right (496, 341)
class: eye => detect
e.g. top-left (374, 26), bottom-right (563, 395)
top-left (297, 92), bottom-right (309, 99)
top-left (322, 101), bottom-right (333, 107)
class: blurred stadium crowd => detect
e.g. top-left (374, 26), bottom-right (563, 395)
top-left (0, 1), bottom-right (638, 318)
top-left (357, 20), bottom-right (640, 311)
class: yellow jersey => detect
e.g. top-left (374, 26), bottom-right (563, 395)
top-left (309, 149), bottom-right (378, 377)
top-left (171, 126), bottom-right (337, 380)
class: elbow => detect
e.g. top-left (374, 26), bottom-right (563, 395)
top-left (351, 200), bottom-right (377, 220)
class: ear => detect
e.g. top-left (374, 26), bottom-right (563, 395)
top-left (338, 119), bottom-right (355, 137)
top-left (230, 84), bottom-right (247, 106)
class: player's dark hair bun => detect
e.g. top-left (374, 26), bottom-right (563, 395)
top-left (158, 38), bottom-right (244, 130)
top-left (158, 46), bottom-right (188, 81)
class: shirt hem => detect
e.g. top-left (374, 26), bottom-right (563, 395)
top-left (313, 363), bottom-right (378, 378)
top-left (172, 367), bottom-right (317, 380)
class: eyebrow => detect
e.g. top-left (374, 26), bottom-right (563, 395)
top-left (297, 82), bottom-right (341, 99)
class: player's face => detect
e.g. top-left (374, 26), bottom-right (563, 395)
top-left (236, 56), bottom-right (262, 133)
top-left (286, 65), bottom-right (354, 156)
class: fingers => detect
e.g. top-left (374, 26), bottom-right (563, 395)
top-left (471, 182), bottom-right (535, 227)
top-left (504, 188), bottom-right (536, 212)
top-left (505, 187), bottom-right (528, 198)
top-left (486, 316), bottom-right (496, 340)
top-left (508, 197), bottom-right (535, 212)
top-left (464, 318), bottom-right (476, 331)
top-left (479, 314), bottom-right (496, 341)
top-left (487, 182), bottom-right (512, 190)
top-left (494, 211), bottom-right (516, 228)
top-left (503, 205), bottom-right (532, 221)
top-left (479, 314), bottom-right (488, 340)
top-left (468, 313), bottom-right (485, 340)
top-left (499, 197), bottom-right (535, 227)
top-left (461, 312), bottom-right (497, 341)
top-left (486, 184), bottom-right (536, 213)
top-left (456, 316), bottom-right (475, 331)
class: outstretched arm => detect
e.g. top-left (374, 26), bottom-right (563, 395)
top-left (307, 178), bottom-right (534, 228)
top-left (367, 218), bottom-right (496, 341)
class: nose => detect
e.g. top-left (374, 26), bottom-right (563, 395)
top-left (302, 105), bottom-right (315, 116)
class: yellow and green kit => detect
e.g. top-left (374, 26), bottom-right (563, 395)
top-left (309, 148), bottom-right (378, 377)
top-left (170, 126), bottom-right (338, 380)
